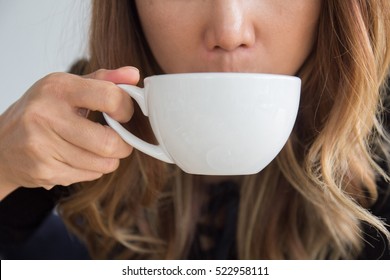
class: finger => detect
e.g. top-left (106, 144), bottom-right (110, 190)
top-left (40, 162), bottom-right (104, 187)
top-left (22, 143), bottom-right (105, 188)
top-left (52, 113), bottom-right (133, 159)
top-left (67, 77), bottom-right (134, 123)
top-left (52, 137), bottom-right (121, 174)
top-left (84, 66), bottom-right (140, 84)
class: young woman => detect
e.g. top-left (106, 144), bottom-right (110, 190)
top-left (1, 0), bottom-right (390, 259)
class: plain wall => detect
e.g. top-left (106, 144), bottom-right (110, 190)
top-left (0, 0), bottom-right (91, 113)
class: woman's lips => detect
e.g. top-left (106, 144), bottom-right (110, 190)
top-left (195, 48), bottom-right (266, 73)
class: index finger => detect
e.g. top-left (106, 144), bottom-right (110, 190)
top-left (68, 76), bottom-right (134, 123)
top-left (84, 66), bottom-right (140, 85)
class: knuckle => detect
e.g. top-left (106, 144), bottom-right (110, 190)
top-left (24, 139), bottom-right (43, 158)
top-left (22, 105), bottom-right (55, 137)
top-left (101, 158), bottom-right (120, 174)
top-left (101, 83), bottom-right (122, 113)
top-left (33, 164), bottom-right (55, 186)
top-left (85, 68), bottom-right (107, 80)
top-left (22, 142), bottom-right (56, 186)
top-left (101, 128), bottom-right (120, 157)
top-left (39, 73), bottom-right (66, 94)
top-left (22, 104), bottom-right (41, 125)
top-left (43, 72), bottom-right (65, 82)
top-left (33, 73), bottom-right (69, 104)
top-left (23, 102), bottom-right (49, 127)
top-left (93, 69), bottom-right (107, 80)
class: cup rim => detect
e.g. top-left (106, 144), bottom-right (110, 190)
top-left (145, 72), bottom-right (300, 82)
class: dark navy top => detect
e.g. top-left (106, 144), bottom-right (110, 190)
top-left (0, 179), bottom-right (389, 260)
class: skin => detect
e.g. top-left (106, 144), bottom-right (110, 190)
top-left (135, 0), bottom-right (322, 75)
top-left (0, 0), bottom-right (321, 199)
top-left (135, 0), bottom-right (322, 184)
top-left (0, 68), bottom-right (138, 198)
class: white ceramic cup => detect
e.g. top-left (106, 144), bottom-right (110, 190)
top-left (103, 73), bottom-right (300, 175)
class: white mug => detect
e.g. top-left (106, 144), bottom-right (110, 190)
top-left (103, 73), bottom-right (300, 175)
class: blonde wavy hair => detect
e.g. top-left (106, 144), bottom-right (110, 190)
top-left (59, 0), bottom-right (390, 259)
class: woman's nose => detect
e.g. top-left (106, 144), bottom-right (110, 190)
top-left (204, 0), bottom-right (256, 51)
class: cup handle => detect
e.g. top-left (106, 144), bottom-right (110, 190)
top-left (102, 84), bottom-right (174, 164)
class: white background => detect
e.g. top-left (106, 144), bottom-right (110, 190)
top-left (0, 0), bottom-right (91, 113)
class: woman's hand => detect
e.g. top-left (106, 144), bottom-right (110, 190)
top-left (0, 67), bottom-right (139, 198)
